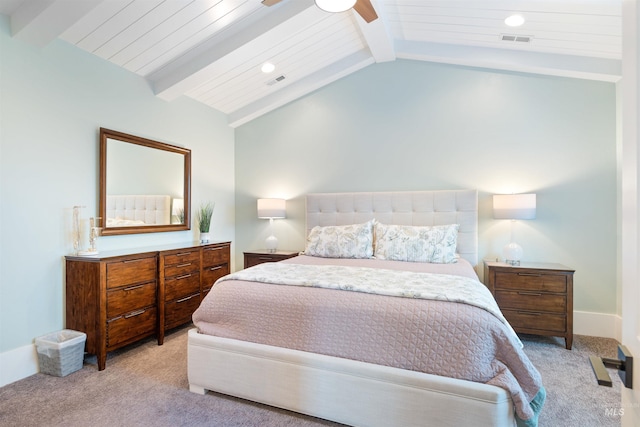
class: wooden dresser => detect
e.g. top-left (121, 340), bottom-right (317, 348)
top-left (65, 241), bottom-right (231, 370)
top-left (243, 249), bottom-right (299, 268)
top-left (484, 261), bottom-right (575, 349)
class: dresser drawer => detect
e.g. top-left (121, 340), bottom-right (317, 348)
top-left (163, 249), bottom-right (200, 267)
top-left (502, 309), bottom-right (567, 333)
top-left (164, 258), bottom-right (200, 278)
top-left (165, 293), bottom-right (200, 330)
top-left (495, 290), bottom-right (566, 313)
top-left (494, 271), bottom-right (566, 293)
top-left (202, 264), bottom-right (230, 292)
top-left (165, 272), bottom-right (200, 301)
top-left (107, 281), bottom-right (156, 319)
top-left (106, 307), bottom-right (156, 348)
top-left (203, 245), bottom-right (230, 266)
top-left (106, 256), bottom-right (157, 288)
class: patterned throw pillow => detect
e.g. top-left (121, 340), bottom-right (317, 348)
top-left (304, 220), bottom-right (374, 259)
top-left (374, 222), bottom-right (460, 263)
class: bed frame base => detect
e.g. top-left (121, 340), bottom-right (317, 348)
top-left (187, 329), bottom-right (515, 427)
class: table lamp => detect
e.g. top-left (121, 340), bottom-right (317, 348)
top-left (493, 194), bottom-right (536, 265)
top-left (257, 198), bottom-right (286, 252)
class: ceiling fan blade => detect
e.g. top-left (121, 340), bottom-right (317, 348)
top-left (353, 0), bottom-right (378, 23)
top-left (262, 0), bottom-right (284, 6)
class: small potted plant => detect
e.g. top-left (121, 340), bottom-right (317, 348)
top-left (196, 202), bottom-right (214, 243)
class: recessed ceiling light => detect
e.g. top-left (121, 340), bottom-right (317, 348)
top-left (504, 14), bottom-right (525, 27)
top-left (261, 62), bottom-right (275, 73)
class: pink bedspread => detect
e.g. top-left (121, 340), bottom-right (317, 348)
top-left (192, 255), bottom-right (543, 423)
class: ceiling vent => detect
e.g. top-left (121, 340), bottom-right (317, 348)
top-left (500, 34), bottom-right (532, 43)
top-left (266, 75), bottom-right (286, 86)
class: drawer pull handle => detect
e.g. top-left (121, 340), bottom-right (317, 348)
top-left (176, 252), bottom-right (192, 256)
top-left (209, 266), bottom-right (223, 271)
top-left (517, 311), bottom-right (542, 316)
top-left (517, 292), bottom-right (542, 296)
top-left (125, 309), bottom-right (145, 318)
top-left (518, 273), bottom-right (542, 277)
top-left (176, 274), bottom-right (192, 280)
top-left (124, 284), bottom-right (145, 291)
top-left (176, 295), bottom-right (194, 303)
top-left (258, 257), bottom-right (274, 260)
top-left (176, 263), bottom-right (192, 268)
top-left (123, 258), bottom-right (149, 264)
top-left (205, 247), bottom-right (223, 252)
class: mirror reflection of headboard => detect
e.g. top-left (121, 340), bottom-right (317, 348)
top-left (99, 128), bottom-right (191, 236)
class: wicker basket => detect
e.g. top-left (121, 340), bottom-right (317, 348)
top-left (35, 329), bottom-right (86, 377)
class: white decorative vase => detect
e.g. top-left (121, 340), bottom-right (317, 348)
top-left (200, 232), bottom-right (211, 244)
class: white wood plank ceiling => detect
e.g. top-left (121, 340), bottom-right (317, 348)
top-left (0, 0), bottom-right (622, 127)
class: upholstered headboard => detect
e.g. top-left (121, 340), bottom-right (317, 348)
top-left (106, 195), bottom-right (171, 225)
top-left (306, 189), bottom-right (478, 266)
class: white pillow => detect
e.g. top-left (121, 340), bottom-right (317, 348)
top-left (374, 222), bottom-right (460, 263)
top-left (304, 220), bottom-right (374, 259)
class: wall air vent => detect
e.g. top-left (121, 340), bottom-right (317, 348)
top-left (266, 75), bottom-right (286, 86)
top-left (500, 34), bottom-right (532, 43)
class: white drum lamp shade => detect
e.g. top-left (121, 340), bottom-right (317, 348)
top-left (257, 198), bottom-right (286, 252)
top-left (493, 194), bottom-right (536, 265)
top-left (493, 194), bottom-right (536, 220)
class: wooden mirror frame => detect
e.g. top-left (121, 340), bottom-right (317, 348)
top-left (99, 128), bottom-right (191, 236)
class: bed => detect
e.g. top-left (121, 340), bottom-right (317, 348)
top-left (188, 189), bottom-right (544, 427)
top-left (105, 194), bottom-right (171, 226)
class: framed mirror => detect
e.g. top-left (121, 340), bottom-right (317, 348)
top-left (99, 128), bottom-right (191, 236)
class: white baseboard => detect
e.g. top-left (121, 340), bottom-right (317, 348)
top-left (574, 310), bottom-right (622, 342)
top-left (0, 343), bottom-right (38, 387)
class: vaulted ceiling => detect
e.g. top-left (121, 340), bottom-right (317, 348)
top-left (0, 0), bottom-right (622, 127)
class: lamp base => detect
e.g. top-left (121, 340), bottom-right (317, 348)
top-left (265, 235), bottom-right (278, 253)
top-left (503, 242), bottom-right (523, 266)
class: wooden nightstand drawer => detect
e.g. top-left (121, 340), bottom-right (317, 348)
top-left (244, 250), bottom-right (299, 268)
top-left (249, 254), bottom-right (280, 263)
top-left (495, 290), bottom-right (567, 313)
top-left (494, 272), bottom-right (567, 293)
top-left (502, 309), bottom-right (567, 333)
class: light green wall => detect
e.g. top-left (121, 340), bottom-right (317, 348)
top-left (235, 59), bottom-right (617, 315)
top-left (0, 16), bottom-right (235, 353)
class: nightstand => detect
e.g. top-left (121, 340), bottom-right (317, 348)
top-left (243, 250), bottom-right (299, 268)
top-left (484, 261), bottom-right (575, 349)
